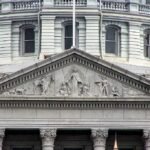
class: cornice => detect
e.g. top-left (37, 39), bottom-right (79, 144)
top-left (0, 49), bottom-right (149, 95)
top-left (0, 97), bottom-right (149, 109)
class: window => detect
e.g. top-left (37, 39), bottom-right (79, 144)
top-left (63, 21), bottom-right (79, 50)
top-left (144, 29), bottom-right (150, 58)
top-left (146, 0), bottom-right (150, 4)
top-left (105, 25), bottom-right (120, 55)
top-left (20, 25), bottom-right (35, 55)
top-left (65, 24), bottom-right (73, 49)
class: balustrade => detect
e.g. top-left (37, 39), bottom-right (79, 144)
top-left (0, 0), bottom-right (150, 15)
top-left (139, 4), bottom-right (150, 14)
top-left (13, 1), bottom-right (39, 10)
top-left (101, 1), bottom-right (128, 11)
top-left (54, 0), bottom-right (86, 7)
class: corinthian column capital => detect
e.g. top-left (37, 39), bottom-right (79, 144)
top-left (143, 129), bottom-right (150, 150)
top-left (144, 130), bottom-right (150, 139)
top-left (40, 129), bottom-right (57, 147)
top-left (0, 129), bottom-right (5, 139)
top-left (91, 129), bottom-right (108, 147)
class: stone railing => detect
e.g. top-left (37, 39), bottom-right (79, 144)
top-left (13, 1), bottom-right (40, 11)
top-left (0, 0), bottom-right (150, 15)
top-left (54, 0), bottom-right (87, 7)
top-left (101, 1), bottom-right (128, 12)
top-left (139, 4), bottom-right (150, 15)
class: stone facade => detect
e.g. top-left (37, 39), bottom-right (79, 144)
top-left (0, 0), bottom-right (150, 150)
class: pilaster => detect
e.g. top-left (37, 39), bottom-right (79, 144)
top-left (87, 0), bottom-right (97, 8)
top-left (43, 0), bottom-right (54, 8)
top-left (40, 16), bottom-right (55, 59)
top-left (91, 129), bottom-right (108, 150)
top-left (0, 20), bottom-right (12, 64)
top-left (85, 16), bottom-right (100, 55)
top-left (128, 21), bottom-right (142, 62)
top-left (1, 1), bottom-right (13, 13)
top-left (40, 129), bottom-right (57, 150)
top-left (127, 0), bottom-right (139, 13)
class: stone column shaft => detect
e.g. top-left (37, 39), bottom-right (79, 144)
top-left (0, 129), bottom-right (5, 150)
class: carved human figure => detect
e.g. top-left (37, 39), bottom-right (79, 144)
top-left (79, 83), bottom-right (90, 96)
top-left (3, 88), bottom-right (26, 96)
top-left (34, 75), bottom-right (54, 95)
top-left (68, 69), bottom-right (82, 96)
top-left (112, 86), bottom-right (120, 97)
top-left (101, 80), bottom-right (109, 96)
top-left (59, 82), bottom-right (71, 96)
top-left (95, 80), bottom-right (109, 96)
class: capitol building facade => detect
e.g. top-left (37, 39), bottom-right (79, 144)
top-left (0, 1), bottom-right (150, 150)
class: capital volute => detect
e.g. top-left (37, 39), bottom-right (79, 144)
top-left (91, 129), bottom-right (108, 146)
top-left (91, 129), bottom-right (108, 139)
top-left (143, 129), bottom-right (150, 140)
top-left (0, 129), bottom-right (5, 139)
top-left (143, 129), bottom-right (150, 148)
top-left (40, 129), bottom-right (57, 139)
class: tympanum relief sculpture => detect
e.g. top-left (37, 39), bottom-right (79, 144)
top-left (58, 69), bottom-right (90, 97)
top-left (1, 66), bottom-right (144, 97)
top-left (34, 75), bottom-right (54, 95)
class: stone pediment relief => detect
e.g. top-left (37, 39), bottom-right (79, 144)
top-left (1, 65), bottom-right (146, 97)
top-left (0, 49), bottom-right (149, 97)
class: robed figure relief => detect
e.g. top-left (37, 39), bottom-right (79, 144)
top-left (58, 69), bottom-right (90, 96)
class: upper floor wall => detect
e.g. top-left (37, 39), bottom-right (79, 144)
top-left (1, 0), bottom-right (150, 68)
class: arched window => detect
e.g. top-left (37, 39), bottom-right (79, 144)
top-left (20, 25), bottom-right (35, 55)
top-left (105, 25), bottom-right (120, 55)
top-left (63, 21), bottom-right (79, 50)
top-left (144, 29), bottom-right (150, 58)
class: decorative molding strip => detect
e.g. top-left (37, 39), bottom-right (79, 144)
top-left (0, 97), bottom-right (149, 109)
top-left (0, 49), bottom-right (149, 94)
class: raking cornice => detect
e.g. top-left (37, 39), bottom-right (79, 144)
top-left (0, 48), bottom-right (150, 94)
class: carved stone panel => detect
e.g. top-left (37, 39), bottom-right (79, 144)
top-left (1, 64), bottom-right (145, 97)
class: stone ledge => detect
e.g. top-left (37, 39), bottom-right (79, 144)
top-left (0, 97), bottom-right (149, 109)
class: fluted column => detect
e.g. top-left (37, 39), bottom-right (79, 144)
top-left (40, 129), bottom-right (57, 150)
top-left (143, 129), bottom-right (150, 150)
top-left (91, 129), bottom-right (108, 150)
top-left (0, 129), bottom-right (5, 150)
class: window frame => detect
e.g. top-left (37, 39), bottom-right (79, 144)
top-left (64, 24), bottom-right (73, 50)
top-left (62, 21), bottom-right (79, 50)
top-left (146, 0), bottom-right (150, 4)
top-left (20, 24), bottom-right (36, 56)
top-left (105, 25), bottom-right (121, 55)
top-left (144, 29), bottom-right (150, 58)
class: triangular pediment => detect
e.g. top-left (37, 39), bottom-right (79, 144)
top-left (0, 48), bottom-right (150, 97)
